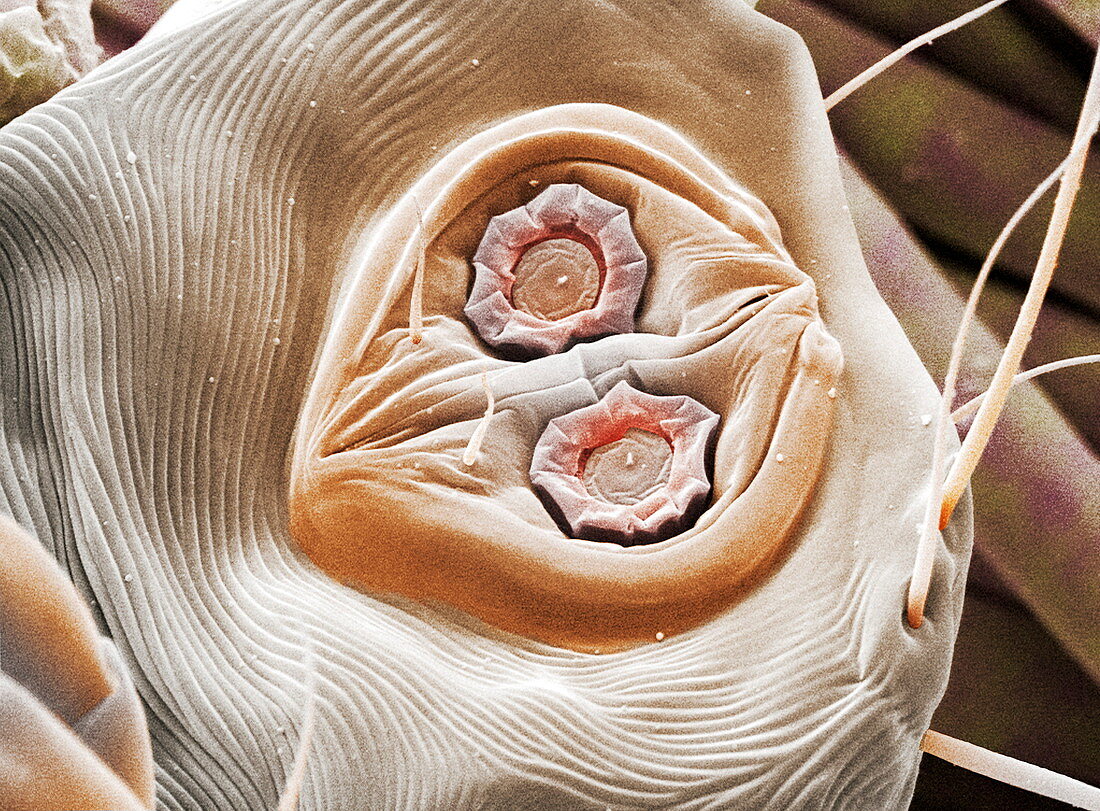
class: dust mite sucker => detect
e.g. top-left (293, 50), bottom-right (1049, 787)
top-left (463, 182), bottom-right (647, 358)
top-left (530, 381), bottom-right (719, 547)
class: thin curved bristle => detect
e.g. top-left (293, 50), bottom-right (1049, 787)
top-left (952, 354), bottom-right (1100, 421)
top-left (824, 0), bottom-right (1011, 111)
top-left (275, 640), bottom-right (318, 811)
top-left (938, 52), bottom-right (1100, 528)
top-left (906, 402), bottom-right (951, 627)
top-left (409, 197), bottom-right (427, 345)
top-left (920, 730), bottom-right (1100, 808)
top-left (908, 49), bottom-right (1100, 627)
top-left (462, 373), bottom-right (495, 466)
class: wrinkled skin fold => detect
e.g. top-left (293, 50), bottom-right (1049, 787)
top-left (0, 0), bottom-right (971, 807)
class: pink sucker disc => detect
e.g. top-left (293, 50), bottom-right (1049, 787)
top-left (464, 183), bottom-right (646, 357)
top-left (530, 382), bottom-right (718, 546)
